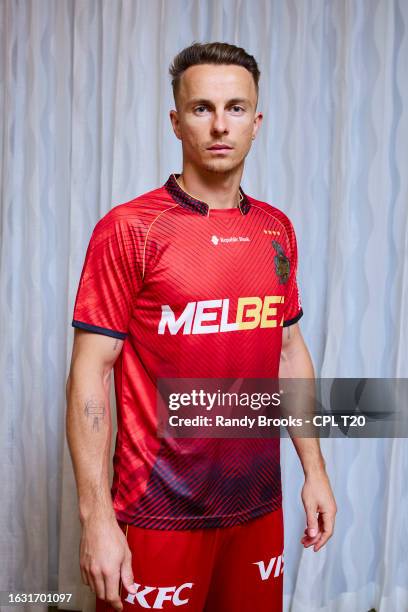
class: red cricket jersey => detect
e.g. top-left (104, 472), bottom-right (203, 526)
top-left (72, 174), bottom-right (303, 529)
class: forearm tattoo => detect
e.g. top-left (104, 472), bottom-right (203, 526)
top-left (84, 397), bottom-right (106, 432)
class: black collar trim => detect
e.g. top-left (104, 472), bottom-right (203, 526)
top-left (164, 173), bottom-right (251, 216)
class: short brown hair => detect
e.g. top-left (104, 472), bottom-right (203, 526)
top-left (169, 42), bottom-right (260, 106)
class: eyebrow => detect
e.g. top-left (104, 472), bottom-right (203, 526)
top-left (188, 97), bottom-right (252, 107)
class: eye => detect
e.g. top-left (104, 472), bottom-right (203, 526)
top-left (230, 104), bottom-right (245, 115)
top-left (194, 105), bottom-right (208, 114)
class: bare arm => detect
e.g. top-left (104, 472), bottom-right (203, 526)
top-left (66, 329), bottom-right (120, 522)
top-left (279, 323), bottom-right (323, 473)
top-left (66, 329), bottom-right (136, 610)
top-left (279, 323), bottom-right (337, 552)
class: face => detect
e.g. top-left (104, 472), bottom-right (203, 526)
top-left (169, 64), bottom-right (263, 175)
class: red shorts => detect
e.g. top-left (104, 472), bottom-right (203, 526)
top-left (96, 507), bottom-right (284, 612)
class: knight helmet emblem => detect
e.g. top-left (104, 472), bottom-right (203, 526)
top-left (272, 240), bottom-right (290, 284)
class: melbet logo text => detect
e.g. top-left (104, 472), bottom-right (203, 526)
top-left (158, 296), bottom-right (285, 335)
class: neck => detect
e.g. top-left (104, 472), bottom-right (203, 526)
top-left (178, 162), bottom-right (244, 210)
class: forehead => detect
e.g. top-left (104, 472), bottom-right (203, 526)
top-left (177, 64), bottom-right (257, 104)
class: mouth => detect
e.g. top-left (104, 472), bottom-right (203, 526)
top-left (207, 144), bottom-right (233, 151)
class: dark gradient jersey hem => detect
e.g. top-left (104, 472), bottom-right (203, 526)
top-left (282, 308), bottom-right (303, 327)
top-left (72, 319), bottom-right (127, 340)
top-left (115, 496), bottom-right (283, 531)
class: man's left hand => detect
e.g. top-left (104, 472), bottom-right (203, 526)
top-left (300, 468), bottom-right (337, 552)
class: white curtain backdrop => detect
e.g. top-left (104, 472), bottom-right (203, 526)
top-left (0, 1), bottom-right (407, 611)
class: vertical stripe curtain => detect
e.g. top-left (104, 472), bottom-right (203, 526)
top-left (0, 1), bottom-right (407, 610)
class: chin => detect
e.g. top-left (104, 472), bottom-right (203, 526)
top-left (201, 158), bottom-right (242, 175)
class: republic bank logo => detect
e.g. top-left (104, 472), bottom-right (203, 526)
top-left (158, 296), bottom-right (285, 335)
top-left (124, 582), bottom-right (193, 608)
top-left (210, 234), bottom-right (250, 245)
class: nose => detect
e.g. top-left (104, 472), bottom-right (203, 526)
top-left (211, 109), bottom-right (229, 135)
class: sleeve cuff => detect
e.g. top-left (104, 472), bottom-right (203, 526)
top-left (282, 308), bottom-right (303, 327)
top-left (72, 320), bottom-right (127, 340)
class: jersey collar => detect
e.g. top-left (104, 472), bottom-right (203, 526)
top-left (164, 173), bottom-right (251, 216)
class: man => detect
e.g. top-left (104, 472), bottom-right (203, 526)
top-left (66, 42), bottom-right (337, 612)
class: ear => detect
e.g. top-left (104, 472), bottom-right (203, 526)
top-left (169, 109), bottom-right (182, 140)
top-left (252, 111), bottom-right (263, 140)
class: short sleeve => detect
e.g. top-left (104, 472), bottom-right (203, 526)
top-left (283, 219), bottom-right (303, 327)
top-left (72, 214), bottom-right (140, 339)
